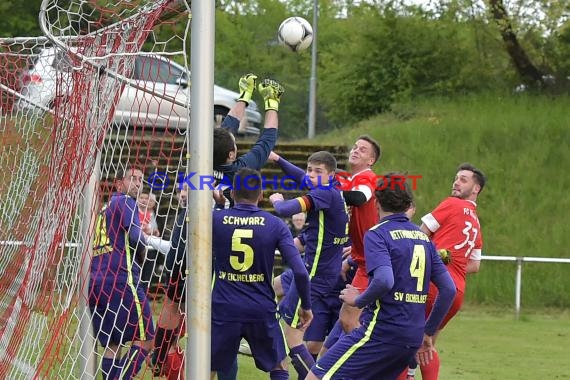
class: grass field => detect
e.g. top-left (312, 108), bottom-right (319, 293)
top-left (233, 306), bottom-right (570, 379)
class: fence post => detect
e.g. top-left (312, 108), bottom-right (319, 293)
top-left (515, 257), bottom-right (523, 320)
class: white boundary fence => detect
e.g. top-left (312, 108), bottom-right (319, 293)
top-left (2, 240), bottom-right (569, 319)
top-left (482, 255), bottom-right (570, 319)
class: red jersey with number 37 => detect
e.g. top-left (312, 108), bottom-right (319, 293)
top-left (421, 197), bottom-right (483, 293)
top-left (348, 169), bottom-right (380, 267)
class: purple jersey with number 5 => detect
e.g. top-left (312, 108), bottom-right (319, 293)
top-left (212, 203), bottom-right (299, 322)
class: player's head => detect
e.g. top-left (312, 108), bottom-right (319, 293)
top-left (306, 151), bottom-right (337, 187)
top-left (115, 165), bottom-right (143, 198)
top-left (349, 135), bottom-right (381, 170)
top-left (452, 163), bottom-right (486, 201)
top-left (231, 167), bottom-right (262, 204)
top-left (374, 173), bottom-right (414, 214)
top-left (213, 128), bottom-right (237, 167)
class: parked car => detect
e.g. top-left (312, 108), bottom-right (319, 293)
top-left (15, 47), bottom-right (261, 136)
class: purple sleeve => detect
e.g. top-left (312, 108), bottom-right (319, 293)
top-left (363, 230), bottom-right (391, 275)
top-left (278, 226), bottom-right (311, 310)
top-left (123, 198), bottom-right (147, 246)
top-left (221, 114), bottom-right (240, 135)
top-left (354, 266), bottom-right (393, 308)
top-left (273, 199), bottom-right (303, 217)
top-left (276, 156), bottom-right (306, 183)
top-left (425, 257), bottom-right (456, 335)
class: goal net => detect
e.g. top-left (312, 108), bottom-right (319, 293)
top-left (0, 0), bottom-right (191, 378)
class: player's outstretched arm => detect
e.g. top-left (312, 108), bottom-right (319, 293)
top-left (270, 194), bottom-right (312, 217)
top-left (222, 73), bottom-right (258, 135)
top-left (342, 190), bottom-right (368, 206)
top-left (425, 267), bottom-right (456, 336)
top-left (341, 266), bottom-right (394, 308)
top-left (269, 152), bottom-right (306, 183)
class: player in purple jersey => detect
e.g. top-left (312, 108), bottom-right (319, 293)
top-left (89, 166), bottom-right (154, 380)
top-left (306, 173), bottom-right (456, 380)
top-left (211, 167), bottom-right (313, 379)
top-left (151, 74), bottom-right (285, 379)
top-left (268, 151), bottom-right (349, 379)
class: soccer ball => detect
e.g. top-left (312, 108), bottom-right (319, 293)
top-left (277, 17), bottom-right (314, 52)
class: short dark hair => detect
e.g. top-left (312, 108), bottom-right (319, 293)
top-left (374, 172), bottom-right (414, 213)
top-left (357, 135), bottom-right (381, 164)
top-left (213, 128), bottom-right (235, 167)
top-left (457, 163), bottom-right (486, 193)
top-left (233, 168), bottom-right (262, 203)
top-left (116, 165), bottom-right (139, 180)
top-left (308, 151), bottom-right (337, 172)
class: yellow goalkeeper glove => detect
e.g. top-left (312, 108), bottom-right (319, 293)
top-left (438, 249), bottom-right (452, 265)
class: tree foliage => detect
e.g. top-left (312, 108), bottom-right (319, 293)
top-left (1, 0), bottom-right (568, 136)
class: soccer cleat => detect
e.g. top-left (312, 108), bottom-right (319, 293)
top-left (258, 79), bottom-right (284, 111)
top-left (438, 249), bottom-right (452, 265)
top-left (237, 73), bottom-right (258, 105)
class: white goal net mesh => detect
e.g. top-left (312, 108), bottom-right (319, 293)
top-left (0, 0), bottom-right (193, 378)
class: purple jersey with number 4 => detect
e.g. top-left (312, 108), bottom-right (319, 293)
top-left (362, 213), bottom-right (449, 346)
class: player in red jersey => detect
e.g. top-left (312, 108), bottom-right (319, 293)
top-left (319, 136), bottom-right (381, 356)
top-left (400, 162), bottom-right (486, 380)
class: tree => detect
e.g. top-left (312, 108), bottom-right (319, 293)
top-left (487, 0), bottom-right (545, 86)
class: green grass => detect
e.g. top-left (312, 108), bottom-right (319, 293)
top-left (235, 306), bottom-right (570, 379)
top-left (305, 94), bottom-right (570, 307)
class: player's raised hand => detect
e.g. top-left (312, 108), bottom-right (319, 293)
top-left (296, 308), bottom-right (313, 331)
top-left (269, 193), bottom-right (284, 205)
top-left (237, 73), bottom-right (258, 105)
top-left (415, 334), bottom-right (435, 366)
top-left (339, 284), bottom-right (360, 307)
top-left (258, 79), bottom-right (284, 111)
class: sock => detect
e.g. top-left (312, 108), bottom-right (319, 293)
top-left (118, 345), bottom-right (149, 379)
top-left (420, 349), bottom-right (440, 380)
top-left (153, 327), bottom-right (177, 367)
top-left (101, 357), bottom-right (118, 380)
top-left (288, 345), bottom-right (314, 379)
top-left (217, 356), bottom-right (238, 380)
top-left (270, 369), bottom-right (289, 379)
top-left (395, 368), bottom-right (408, 380)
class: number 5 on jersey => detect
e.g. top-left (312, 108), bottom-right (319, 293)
top-left (231, 229), bottom-right (254, 272)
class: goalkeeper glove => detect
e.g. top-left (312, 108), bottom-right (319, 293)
top-left (237, 73), bottom-right (258, 105)
top-left (258, 79), bottom-right (284, 111)
top-left (438, 249), bottom-right (452, 265)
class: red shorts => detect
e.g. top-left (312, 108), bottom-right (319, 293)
top-left (425, 282), bottom-right (464, 330)
top-left (351, 266), bottom-right (369, 292)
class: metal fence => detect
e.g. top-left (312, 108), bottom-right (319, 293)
top-left (481, 255), bottom-right (570, 318)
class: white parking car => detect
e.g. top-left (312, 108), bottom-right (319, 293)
top-left (15, 47), bottom-right (262, 136)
